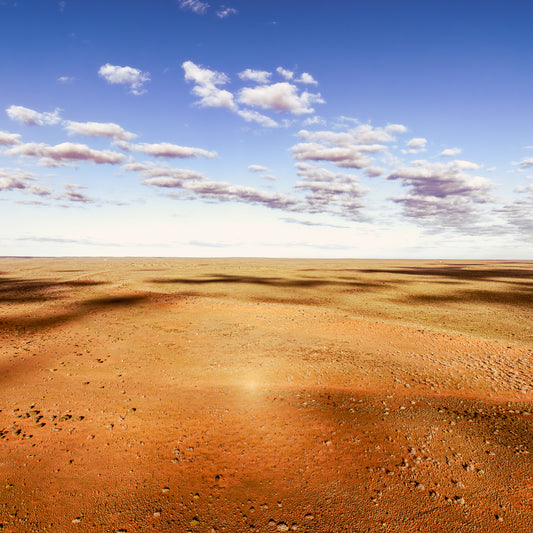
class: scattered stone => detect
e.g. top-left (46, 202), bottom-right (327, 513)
top-left (304, 514), bottom-right (314, 520)
top-left (72, 517), bottom-right (82, 524)
top-left (190, 517), bottom-right (200, 526)
top-left (276, 523), bottom-right (289, 532)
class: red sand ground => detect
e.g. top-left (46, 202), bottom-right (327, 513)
top-left (0, 259), bottom-right (532, 532)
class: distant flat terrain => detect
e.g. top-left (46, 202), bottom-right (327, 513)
top-left (0, 258), bottom-right (532, 532)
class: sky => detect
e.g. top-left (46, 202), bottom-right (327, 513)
top-left (1, 0), bottom-right (533, 258)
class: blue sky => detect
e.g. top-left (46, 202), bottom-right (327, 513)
top-left (1, 0), bottom-right (533, 258)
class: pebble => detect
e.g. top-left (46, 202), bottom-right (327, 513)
top-left (276, 523), bottom-right (289, 531)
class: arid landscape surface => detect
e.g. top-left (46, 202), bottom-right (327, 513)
top-left (0, 258), bottom-right (532, 532)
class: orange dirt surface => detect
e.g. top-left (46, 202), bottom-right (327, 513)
top-left (0, 258), bottom-right (532, 532)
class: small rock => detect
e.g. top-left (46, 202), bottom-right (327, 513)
top-left (277, 523), bottom-right (289, 532)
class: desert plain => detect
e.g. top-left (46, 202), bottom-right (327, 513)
top-left (0, 257), bottom-right (532, 532)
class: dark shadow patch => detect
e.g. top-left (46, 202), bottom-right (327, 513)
top-left (0, 294), bottom-right (149, 333)
top-left (0, 277), bottom-right (107, 303)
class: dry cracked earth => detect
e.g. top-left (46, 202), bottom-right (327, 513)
top-left (0, 258), bottom-right (532, 532)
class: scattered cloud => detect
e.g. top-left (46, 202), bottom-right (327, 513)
top-left (62, 183), bottom-right (94, 203)
top-left (0, 130), bottom-right (21, 145)
top-left (295, 162), bottom-right (368, 220)
top-left (6, 142), bottom-right (126, 166)
top-left (248, 164), bottom-right (269, 173)
top-left (6, 105), bottom-right (62, 126)
top-left (292, 142), bottom-right (375, 169)
top-left (182, 60), bottom-right (235, 109)
top-left (57, 75), bottom-right (75, 84)
top-left (27, 184), bottom-right (53, 196)
top-left (518, 157), bottom-right (533, 169)
top-left (64, 120), bottom-right (137, 141)
top-left (402, 137), bottom-right (427, 154)
top-left (238, 82), bottom-right (324, 115)
top-left (385, 124), bottom-right (408, 135)
top-left (179, 0), bottom-right (209, 15)
top-left (0, 168), bottom-right (35, 191)
top-left (364, 166), bottom-right (386, 177)
top-left (261, 175), bottom-right (277, 181)
top-left (124, 160), bottom-right (302, 212)
top-left (276, 67), bottom-right (294, 80)
top-left (440, 147), bottom-right (462, 157)
top-left (387, 159), bottom-right (494, 229)
top-left (216, 6), bottom-right (238, 18)
top-left (292, 124), bottom-right (406, 172)
top-left (498, 186), bottom-right (533, 237)
top-left (183, 61), bottom-right (323, 127)
top-left (122, 161), bottom-right (207, 184)
top-left (236, 108), bottom-right (278, 127)
top-left (130, 142), bottom-right (217, 159)
top-left (98, 63), bottom-right (151, 95)
top-left (302, 116), bottom-right (326, 127)
top-left (238, 68), bottom-right (272, 84)
top-left (295, 72), bottom-right (318, 85)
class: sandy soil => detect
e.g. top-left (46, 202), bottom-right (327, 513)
top-left (0, 258), bottom-right (532, 532)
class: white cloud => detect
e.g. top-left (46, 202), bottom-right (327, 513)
top-left (6, 105), bottom-right (62, 126)
top-left (276, 67), bottom-right (294, 80)
top-left (131, 142), bottom-right (217, 159)
top-left (498, 182), bottom-right (533, 236)
top-left (364, 166), bottom-right (386, 177)
top-left (179, 0), bottom-right (209, 14)
top-left (292, 142), bottom-right (376, 169)
top-left (402, 137), bottom-right (427, 154)
top-left (182, 60), bottom-right (235, 109)
top-left (183, 61), bottom-right (320, 127)
top-left (385, 124), bottom-right (407, 134)
top-left (295, 72), bottom-right (318, 85)
top-left (122, 161), bottom-right (206, 182)
top-left (27, 184), bottom-right (53, 197)
top-left (57, 76), bottom-right (75, 84)
top-left (0, 130), bottom-right (22, 145)
top-left (519, 157), bottom-right (533, 169)
top-left (238, 68), bottom-right (272, 84)
top-left (98, 63), bottom-right (151, 95)
top-left (216, 6), bottom-right (238, 18)
top-left (238, 82), bottom-right (324, 115)
top-left (407, 138), bottom-right (427, 149)
top-left (6, 142), bottom-right (126, 166)
top-left (64, 120), bottom-right (137, 141)
top-left (0, 168), bottom-right (35, 191)
top-left (302, 116), bottom-right (326, 127)
top-left (236, 108), bottom-right (278, 127)
top-left (440, 147), bottom-right (462, 157)
top-left (63, 183), bottom-right (94, 203)
top-left (294, 162), bottom-right (368, 220)
top-left (387, 159), bottom-right (494, 228)
top-left (248, 164), bottom-right (269, 172)
top-left (292, 124), bottom-right (403, 171)
top-left (352, 124), bottom-right (404, 144)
